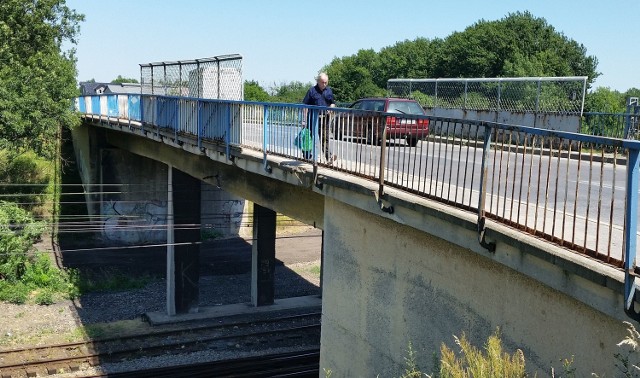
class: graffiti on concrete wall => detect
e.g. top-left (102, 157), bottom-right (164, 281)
top-left (102, 199), bottom-right (167, 244)
top-left (201, 198), bottom-right (247, 239)
top-left (224, 199), bottom-right (245, 235)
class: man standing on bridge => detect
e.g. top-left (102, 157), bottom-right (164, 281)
top-left (302, 72), bottom-right (336, 163)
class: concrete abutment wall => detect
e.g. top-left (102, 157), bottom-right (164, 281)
top-left (320, 195), bottom-right (628, 377)
top-left (70, 124), bottom-right (250, 244)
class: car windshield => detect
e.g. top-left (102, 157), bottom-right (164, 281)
top-left (387, 101), bottom-right (425, 115)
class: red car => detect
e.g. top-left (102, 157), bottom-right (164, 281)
top-left (336, 97), bottom-right (429, 147)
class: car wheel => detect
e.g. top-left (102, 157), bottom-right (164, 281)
top-left (407, 137), bottom-right (418, 147)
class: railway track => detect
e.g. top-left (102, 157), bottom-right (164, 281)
top-left (0, 312), bottom-right (321, 377)
top-left (86, 349), bottom-right (320, 377)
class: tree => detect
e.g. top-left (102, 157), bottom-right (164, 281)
top-left (377, 38), bottom-right (438, 86)
top-left (433, 12), bottom-right (599, 84)
top-left (584, 87), bottom-right (625, 113)
top-left (324, 49), bottom-right (385, 103)
top-left (624, 88), bottom-right (640, 106)
top-left (268, 81), bottom-right (310, 103)
top-left (111, 75), bottom-right (139, 84)
top-left (244, 80), bottom-right (270, 102)
top-left (0, 0), bottom-right (84, 158)
top-left (321, 12), bottom-right (600, 102)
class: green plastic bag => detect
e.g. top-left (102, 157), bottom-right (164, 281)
top-left (294, 128), bottom-right (313, 152)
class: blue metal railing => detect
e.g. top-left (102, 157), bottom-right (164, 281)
top-left (583, 112), bottom-right (630, 139)
top-left (76, 93), bottom-right (640, 319)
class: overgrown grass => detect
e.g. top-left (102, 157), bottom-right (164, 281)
top-left (201, 228), bottom-right (223, 241)
top-left (393, 324), bottom-right (640, 377)
top-left (434, 329), bottom-right (526, 378)
top-left (296, 263), bottom-right (321, 276)
top-left (0, 319), bottom-right (149, 348)
top-left (611, 321), bottom-right (640, 378)
top-left (70, 269), bottom-right (153, 293)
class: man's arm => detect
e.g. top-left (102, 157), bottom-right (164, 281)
top-left (326, 88), bottom-right (336, 107)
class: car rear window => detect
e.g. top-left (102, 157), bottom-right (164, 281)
top-left (352, 100), bottom-right (386, 111)
top-left (387, 101), bottom-right (425, 115)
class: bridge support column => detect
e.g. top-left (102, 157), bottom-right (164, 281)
top-left (251, 203), bottom-right (276, 306)
top-left (166, 166), bottom-right (201, 315)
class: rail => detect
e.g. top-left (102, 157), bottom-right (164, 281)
top-left (75, 94), bottom-right (640, 319)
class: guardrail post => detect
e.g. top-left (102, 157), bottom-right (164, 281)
top-left (534, 79), bottom-right (541, 128)
top-left (197, 100), bottom-right (203, 150)
top-left (140, 95), bottom-right (145, 134)
top-left (378, 123), bottom-right (387, 197)
top-left (377, 122), bottom-right (393, 214)
top-left (263, 106), bottom-right (271, 173)
top-left (174, 99), bottom-right (179, 142)
top-left (225, 105), bottom-right (231, 160)
top-left (434, 80), bottom-right (439, 108)
top-left (624, 112), bottom-right (632, 139)
top-left (477, 123), bottom-right (496, 251)
top-left (625, 148), bottom-right (640, 319)
top-left (464, 80), bottom-right (468, 109)
top-left (311, 109), bottom-right (319, 166)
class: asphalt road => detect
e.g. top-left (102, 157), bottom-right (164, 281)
top-left (327, 136), bottom-right (632, 261)
top-left (241, 121), bottom-right (632, 260)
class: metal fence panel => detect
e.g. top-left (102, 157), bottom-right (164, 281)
top-left (139, 55), bottom-right (243, 100)
top-left (388, 77), bottom-right (587, 114)
top-left (128, 95), bottom-right (141, 121)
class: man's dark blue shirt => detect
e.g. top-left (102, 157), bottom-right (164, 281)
top-left (303, 85), bottom-right (335, 107)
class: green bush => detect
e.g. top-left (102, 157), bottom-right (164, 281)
top-left (0, 280), bottom-right (29, 304)
top-left (0, 201), bottom-right (45, 281)
top-left (0, 201), bottom-right (78, 304)
top-left (34, 288), bottom-right (55, 305)
top-left (0, 149), bottom-right (53, 212)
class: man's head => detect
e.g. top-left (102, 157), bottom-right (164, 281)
top-left (316, 72), bottom-right (329, 90)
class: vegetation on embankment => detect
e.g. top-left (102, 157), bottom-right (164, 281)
top-left (0, 1), bottom-right (84, 304)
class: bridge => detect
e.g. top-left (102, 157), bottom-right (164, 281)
top-left (73, 87), bottom-right (640, 375)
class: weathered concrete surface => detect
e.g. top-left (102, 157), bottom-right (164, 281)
top-left (319, 190), bottom-right (628, 377)
top-left (71, 123), bottom-right (290, 243)
top-left (100, 148), bottom-right (168, 244)
top-left (69, 124), bottom-right (101, 217)
top-left (71, 126), bottom-right (169, 243)
top-left (425, 108), bottom-right (581, 132)
top-left (201, 182), bottom-right (249, 238)
top-left (101, 125), bottom-right (324, 228)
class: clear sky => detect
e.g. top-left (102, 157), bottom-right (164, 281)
top-left (64, 0), bottom-right (638, 93)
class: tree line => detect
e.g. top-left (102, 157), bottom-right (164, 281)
top-left (245, 11), bottom-right (638, 113)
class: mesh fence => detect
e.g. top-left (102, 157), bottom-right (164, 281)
top-left (388, 77), bottom-right (587, 114)
top-left (140, 55), bottom-right (243, 100)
